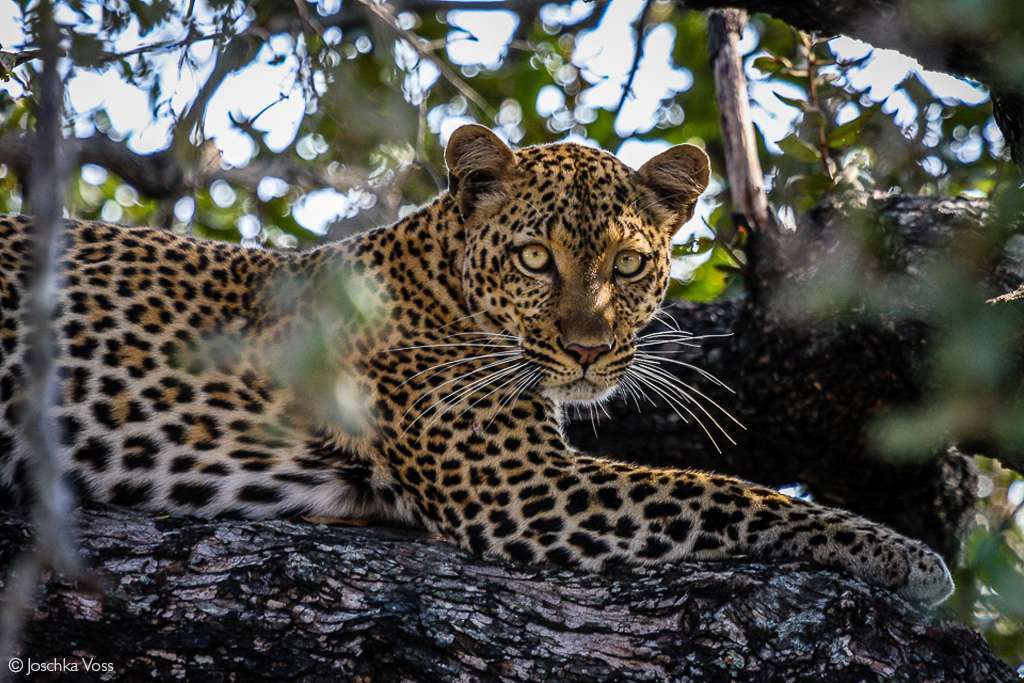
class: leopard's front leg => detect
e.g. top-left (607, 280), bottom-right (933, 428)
top-left (410, 431), bottom-right (953, 604)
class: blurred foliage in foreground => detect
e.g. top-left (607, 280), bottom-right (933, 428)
top-left (0, 0), bottom-right (1022, 669)
top-left (786, 182), bottom-right (1024, 667)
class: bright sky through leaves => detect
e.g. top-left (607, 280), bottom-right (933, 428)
top-left (0, 0), bottom-right (991, 236)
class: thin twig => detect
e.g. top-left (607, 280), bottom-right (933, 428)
top-left (0, 52), bottom-right (32, 96)
top-left (987, 284), bottom-right (1024, 304)
top-left (172, 30), bottom-right (265, 150)
top-left (612, 0), bottom-right (654, 133)
top-left (701, 218), bottom-right (747, 268)
top-left (355, 0), bottom-right (496, 120)
top-left (90, 30), bottom-right (229, 66)
top-left (293, 0), bottom-right (325, 37)
top-left (803, 32), bottom-right (834, 182)
top-left (996, 495), bottom-right (1024, 535)
top-left (0, 0), bottom-right (83, 664)
top-left (248, 92), bottom-right (291, 127)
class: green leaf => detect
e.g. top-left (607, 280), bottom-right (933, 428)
top-left (788, 173), bottom-right (835, 211)
top-left (0, 51), bottom-right (16, 82)
top-left (773, 92), bottom-right (811, 111)
top-left (826, 110), bottom-right (873, 148)
top-left (668, 244), bottom-right (741, 303)
top-left (672, 237), bottom-right (714, 258)
top-left (751, 56), bottom-right (782, 75)
top-left (778, 133), bottom-right (821, 163)
top-left (68, 33), bottom-right (106, 68)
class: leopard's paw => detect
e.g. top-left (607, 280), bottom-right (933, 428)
top-left (895, 541), bottom-right (954, 605)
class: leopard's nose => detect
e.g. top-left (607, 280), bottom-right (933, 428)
top-left (559, 339), bottom-right (612, 368)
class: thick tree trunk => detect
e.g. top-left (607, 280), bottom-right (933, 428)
top-left (568, 194), bottom-right (1021, 559)
top-left (0, 508), bottom-right (1014, 682)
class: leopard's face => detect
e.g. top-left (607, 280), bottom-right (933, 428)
top-left (447, 127), bottom-right (710, 405)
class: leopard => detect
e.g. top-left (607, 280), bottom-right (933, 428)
top-left (0, 124), bottom-right (953, 603)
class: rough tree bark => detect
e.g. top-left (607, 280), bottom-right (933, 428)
top-left (0, 508), bottom-right (1015, 682)
top-left (0, 132), bottom-right (375, 202)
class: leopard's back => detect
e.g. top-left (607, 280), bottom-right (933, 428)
top-left (0, 215), bottom-right (31, 497)
top-left (0, 215), bottom-right (371, 516)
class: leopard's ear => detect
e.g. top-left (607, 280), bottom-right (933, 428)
top-left (636, 144), bottom-right (710, 232)
top-left (444, 124), bottom-right (517, 220)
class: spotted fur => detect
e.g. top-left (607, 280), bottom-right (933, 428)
top-left (0, 125), bottom-right (952, 602)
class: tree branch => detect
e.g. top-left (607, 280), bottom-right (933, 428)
top-left (266, 0), bottom-right (552, 35)
top-left (610, 0), bottom-right (654, 141)
top-left (681, 0), bottom-right (1011, 85)
top-left (0, 132), bottom-right (373, 202)
top-left (989, 284), bottom-right (1024, 304)
top-left (0, 132), bottom-right (186, 200)
top-left (707, 9), bottom-right (772, 232)
top-left (0, 0), bottom-right (82, 665)
top-left (171, 31), bottom-right (265, 152)
top-left (0, 508), bottom-right (1014, 681)
top-left (682, 0), bottom-right (1024, 165)
top-left (354, 0), bottom-right (496, 120)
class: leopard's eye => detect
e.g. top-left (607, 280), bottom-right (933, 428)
top-left (517, 243), bottom-right (553, 274)
top-left (614, 250), bottom-right (646, 278)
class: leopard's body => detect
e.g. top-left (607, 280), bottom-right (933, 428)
top-left (0, 126), bottom-right (952, 602)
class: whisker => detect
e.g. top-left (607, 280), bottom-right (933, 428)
top-left (398, 350), bottom-right (521, 388)
top-left (628, 364), bottom-right (725, 452)
top-left (523, 356), bottom-right (564, 373)
top-left (485, 368), bottom-right (541, 430)
top-left (636, 332), bottom-right (734, 350)
top-left (403, 358), bottom-right (524, 428)
top-left (634, 352), bottom-right (735, 393)
top-left (451, 365), bottom-right (534, 427)
top-left (624, 366), bottom-right (694, 428)
top-left (385, 341), bottom-right (518, 353)
top-left (638, 340), bottom-right (703, 349)
top-left (436, 309), bottom-right (489, 331)
top-left (437, 331), bottom-right (522, 342)
top-left (403, 354), bottom-right (523, 415)
top-left (637, 332), bottom-right (698, 342)
top-left (639, 331), bottom-right (732, 340)
top-left (419, 359), bottom-right (522, 407)
top-left (615, 375), bottom-right (648, 412)
top-left (495, 368), bottom-right (538, 409)
top-left (418, 361), bottom-right (526, 420)
top-left (631, 362), bottom-right (741, 450)
top-left (633, 358), bottom-right (744, 429)
top-left (650, 309), bottom-right (690, 334)
top-left (639, 332), bottom-right (734, 343)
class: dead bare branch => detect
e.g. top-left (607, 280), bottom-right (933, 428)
top-left (0, 0), bottom-right (83, 664)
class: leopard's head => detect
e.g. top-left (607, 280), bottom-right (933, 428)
top-left (446, 124), bottom-right (710, 404)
